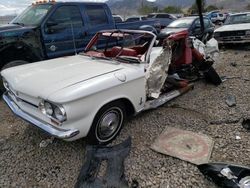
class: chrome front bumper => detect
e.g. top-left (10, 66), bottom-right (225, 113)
top-left (2, 93), bottom-right (79, 139)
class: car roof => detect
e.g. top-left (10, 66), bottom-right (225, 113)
top-left (36, 2), bottom-right (106, 6)
top-left (229, 12), bottom-right (250, 16)
top-left (148, 13), bottom-right (171, 15)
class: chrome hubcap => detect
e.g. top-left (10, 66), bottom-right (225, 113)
top-left (97, 108), bottom-right (122, 140)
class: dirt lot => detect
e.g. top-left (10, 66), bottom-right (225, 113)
top-left (0, 47), bottom-right (250, 188)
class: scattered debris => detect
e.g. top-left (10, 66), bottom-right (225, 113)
top-left (131, 179), bottom-right (139, 188)
top-left (39, 137), bottom-right (54, 148)
top-left (151, 127), bottom-right (214, 165)
top-left (242, 119), bottom-right (250, 131)
top-left (230, 62), bottom-right (250, 67)
top-left (230, 62), bottom-right (237, 67)
top-left (198, 163), bottom-right (250, 188)
top-left (226, 95), bottom-right (237, 107)
top-left (75, 137), bottom-right (131, 188)
top-left (235, 136), bottom-right (241, 140)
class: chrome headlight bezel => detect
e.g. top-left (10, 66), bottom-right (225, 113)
top-left (54, 106), bottom-right (67, 122)
top-left (2, 78), bottom-right (10, 91)
top-left (38, 100), bottom-right (67, 123)
top-left (246, 30), bottom-right (250, 36)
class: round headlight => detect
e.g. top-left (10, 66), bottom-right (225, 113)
top-left (39, 101), bottom-right (53, 116)
top-left (44, 102), bottom-right (53, 116)
top-left (54, 106), bottom-right (66, 122)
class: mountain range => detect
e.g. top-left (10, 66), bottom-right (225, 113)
top-left (107, 0), bottom-right (250, 15)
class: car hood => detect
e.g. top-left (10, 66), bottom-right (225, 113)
top-left (0, 24), bottom-right (22, 31)
top-left (159, 28), bottom-right (188, 37)
top-left (215, 23), bottom-right (250, 32)
top-left (1, 55), bottom-right (124, 99)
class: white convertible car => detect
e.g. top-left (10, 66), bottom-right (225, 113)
top-left (1, 30), bottom-right (194, 144)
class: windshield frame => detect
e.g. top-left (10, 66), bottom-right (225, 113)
top-left (84, 30), bottom-right (156, 64)
top-left (167, 18), bottom-right (195, 28)
top-left (11, 4), bottom-right (53, 26)
top-left (224, 13), bottom-right (250, 25)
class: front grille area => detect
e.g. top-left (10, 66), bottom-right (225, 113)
top-left (219, 30), bottom-right (246, 37)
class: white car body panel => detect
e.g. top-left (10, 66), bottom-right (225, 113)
top-left (215, 23), bottom-right (250, 32)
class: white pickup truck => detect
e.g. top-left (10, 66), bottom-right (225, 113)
top-left (214, 12), bottom-right (250, 44)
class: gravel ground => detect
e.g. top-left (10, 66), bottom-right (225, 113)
top-left (0, 47), bottom-right (250, 188)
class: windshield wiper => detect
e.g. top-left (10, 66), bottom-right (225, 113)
top-left (12, 22), bottom-right (25, 26)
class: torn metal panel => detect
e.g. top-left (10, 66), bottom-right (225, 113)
top-left (75, 137), bottom-right (131, 188)
top-left (198, 163), bottom-right (250, 188)
top-left (144, 84), bottom-right (194, 111)
top-left (193, 37), bottom-right (220, 62)
top-left (146, 46), bottom-right (172, 99)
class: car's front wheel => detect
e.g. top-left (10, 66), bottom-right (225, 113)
top-left (87, 101), bottom-right (126, 145)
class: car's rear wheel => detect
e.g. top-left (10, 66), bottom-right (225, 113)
top-left (87, 101), bottom-right (126, 145)
top-left (0, 60), bottom-right (29, 94)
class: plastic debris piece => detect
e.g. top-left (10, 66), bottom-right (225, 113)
top-left (198, 163), bottom-right (250, 188)
top-left (131, 179), bottom-right (139, 188)
top-left (226, 95), bottom-right (237, 107)
top-left (236, 136), bottom-right (241, 140)
top-left (75, 137), bottom-right (131, 188)
top-left (242, 119), bottom-right (250, 131)
top-left (39, 137), bottom-right (54, 148)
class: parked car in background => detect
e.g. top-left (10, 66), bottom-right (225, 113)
top-left (112, 14), bottom-right (123, 23)
top-left (158, 16), bottom-right (215, 43)
top-left (214, 12), bottom-right (250, 44)
top-left (0, 1), bottom-right (160, 91)
top-left (206, 11), bottom-right (227, 24)
top-left (125, 15), bottom-right (147, 22)
top-left (147, 13), bottom-right (176, 28)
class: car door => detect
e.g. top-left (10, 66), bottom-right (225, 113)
top-left (42, 5), bottom-right (86, 58)
top-left (155, 14), bottom-right (173, 27)
top-left (83, 4), bottom-right (114, 49)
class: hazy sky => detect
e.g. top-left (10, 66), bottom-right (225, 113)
top-left (0, 0), bottom-right (114, 16)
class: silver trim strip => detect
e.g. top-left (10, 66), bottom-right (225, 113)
top-left (2, 93), bottom-right (79, 139)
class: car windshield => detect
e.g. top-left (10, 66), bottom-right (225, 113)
top-left (11, 4), bottom-right (52, 26)
top-left (147, 14), bottom-right (155, 18)
top-left (224, 14), bottom-right (250, 25)
top-left (167, 18), bottom-right (194, 28)
top-left (84, 31), bottom-right (154, 63)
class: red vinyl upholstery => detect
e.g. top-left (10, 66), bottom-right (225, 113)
top-left (110, 46), bottom-right (137, 57)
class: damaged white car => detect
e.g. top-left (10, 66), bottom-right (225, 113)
top-left (214, 12), bottom-right (250, 44)
top-left (1, 29), bottom-right (221, 144)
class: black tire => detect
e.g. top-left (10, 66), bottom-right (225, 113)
top-left (87, 101), bottom-right (126, 145)
top-left (0, 60), bottom-right (29, 94)
top-left (203, 66), bottom-right (222, 86)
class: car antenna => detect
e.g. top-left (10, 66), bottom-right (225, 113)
top-left (70, 22), bottom-right (77, 55)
